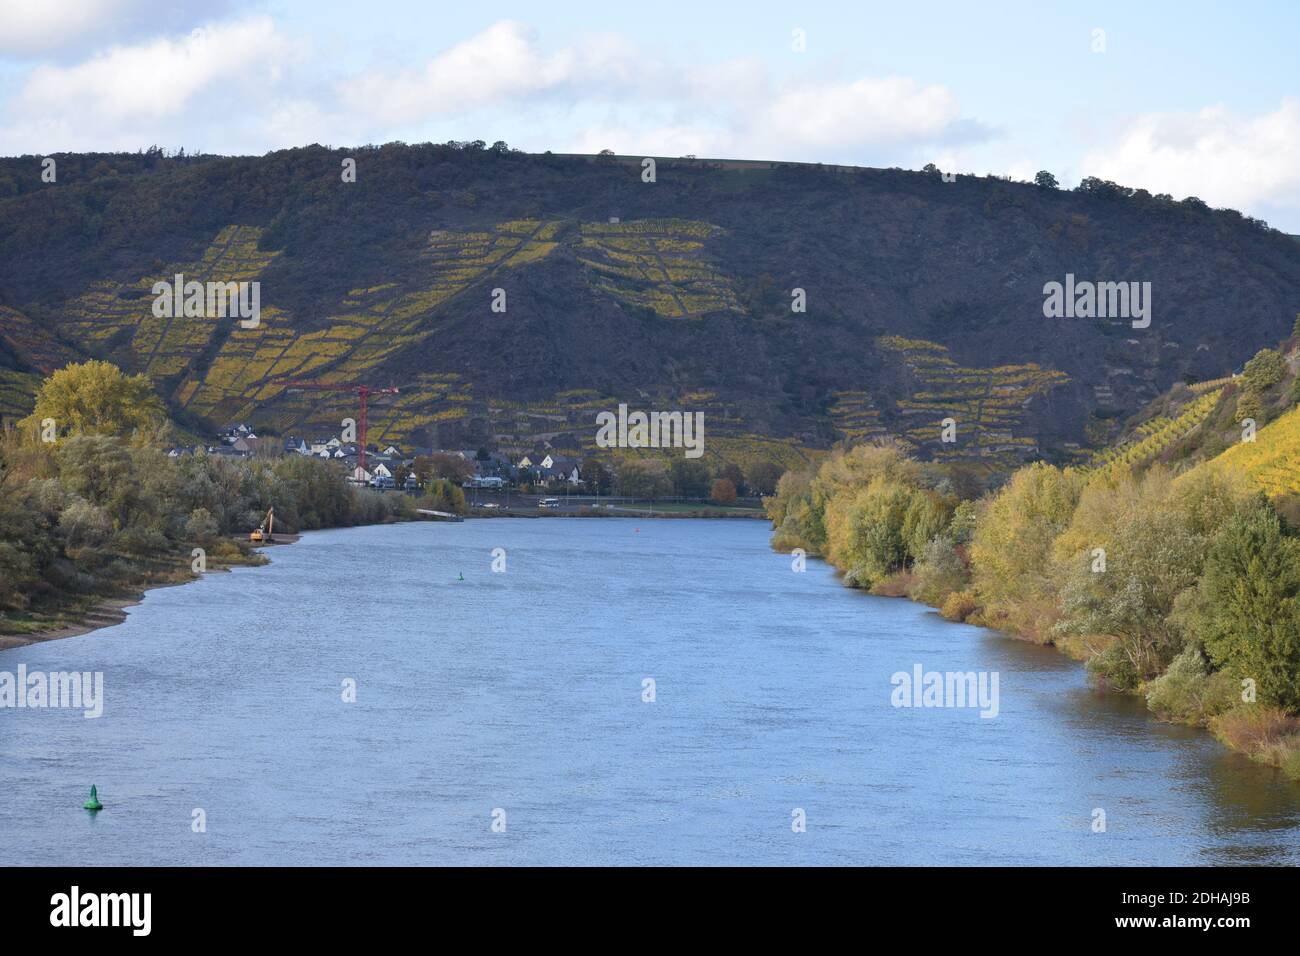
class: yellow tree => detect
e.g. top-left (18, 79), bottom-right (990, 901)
top-left (970, 462), bottom-right (1083, 640)
top-left (19, 361), bottom-right (165, 440)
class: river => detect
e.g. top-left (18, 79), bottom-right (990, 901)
top-left (1, 518), bottom-right (1297, 865)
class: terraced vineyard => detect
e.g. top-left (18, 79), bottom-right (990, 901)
top-left (1083, 388), bottom-right (1225, 477)
top-left (0, 368), bottom-right (41, 421)
top-left (704, 434), bottom-right (819, 472)
top-left (828, 391), bottom-right (888, 443)
top-left (2, 144), bottom-right (1296, 476)
top-left (486, 388), bottom-right (614, 457)
top-left (155, 218), bottom-right (756, 442)
top-left (61, 226), bottom-right (278, 384)
top-left (0, 306), bottom-right (82, 376)
top-left (0, 306), bottom-right (82, 420)
top-left (479, 385), bottom-right (813, 470)
top-left (175, 217), bottom-right (746, 447)
top-left (363, 372), bottom-right (476, 449)
top-left (155, 221), bottom-right (566, 439)
top-left (876, 336), bottom-right (1069, 465)
top-left (1193, 404), bottom-right (1300, 497)
top-left (0, 215), bottom-right (763, 451)
top-left (1189, 376), bottom-right (1235, 394)
top-left (576, 219), bottom-right (741, 318)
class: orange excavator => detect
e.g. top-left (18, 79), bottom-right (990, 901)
top-left (249, 507), bottom-right (275, 543)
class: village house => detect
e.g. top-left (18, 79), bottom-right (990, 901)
top-left (207, 444), bottom-right (246, 458)
top-left (220, 423), bottom-right (256, 443)
top-left (426, 449), bottom-right (499, 478)
top-left (537, 454), bottom-right (581, 484)
top-left (516, 453), bottom-right (581, 485)
top-left (309, 436), bottom-right (343, 456)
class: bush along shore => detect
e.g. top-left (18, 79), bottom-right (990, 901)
top-left (0, 362), bottom-right (468, 643)
top-left (765, 443), bottom-right (1300, 780)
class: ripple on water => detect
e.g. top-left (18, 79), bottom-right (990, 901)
top-left (1, 518), bottom-right (1298, 865)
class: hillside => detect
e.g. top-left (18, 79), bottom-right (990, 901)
top-left (1068, 320), bottom-right (1300, 516)
top-left (2, 143), bottom-right (1298, 475)
top-left (1194, 404), bottom-right (1300, 500)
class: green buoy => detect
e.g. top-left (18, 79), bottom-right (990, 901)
top-left (458, 572), bottom-right (465, 581)
top-left (83, 785), bottom-right (103, 811)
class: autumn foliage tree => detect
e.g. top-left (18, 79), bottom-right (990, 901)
top-left (710, 478), bottom-right (737, 504)
top-left (20, 360), bottom-right (165, 440)
top-left (413, 452), bottom-right (474, 484)
top-left (970, 462), bottom-right (1083, 639)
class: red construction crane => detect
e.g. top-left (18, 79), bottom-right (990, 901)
top-left (283, 381), bottom-right (400, 473)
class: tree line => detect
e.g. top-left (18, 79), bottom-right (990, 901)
top-left (0, 361), bottom-right (456, 625)
top-left (766, 443), bottom-right (1300, 778)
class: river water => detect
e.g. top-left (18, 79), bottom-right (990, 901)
top-left (1, 518), bottom-right (1297, 865)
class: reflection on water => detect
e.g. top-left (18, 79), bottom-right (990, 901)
top-left (1, 518), bottom-right (1296, 865)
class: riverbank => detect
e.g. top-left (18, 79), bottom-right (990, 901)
top-left (8, 516), bottom-right (1296, 866)
top-left (0, 596), bottom-right (137, 650)
top-left (0, 544), bottom-right (272, 649)
top-left (765, 444), bottom-right (1300, 784)
top-left (786, 550), bottom-right (1300, 785)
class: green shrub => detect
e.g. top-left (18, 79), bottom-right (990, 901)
top-left (1145, 645), bottom-right (1238, 724)
top-left (1086, 640), bottom-right (1143, 691)
top-left (1236, 391), bottom-right (1263, 424)
top-left (948, 500), bottom-right (977, 545)
top-left (1242, 347), bottom-right (1287, 393)
top-left (910, 534), bottom-right (969, 606)
top-left (1195, 494), bottom-right (1300, 709)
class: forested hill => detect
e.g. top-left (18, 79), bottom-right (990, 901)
top-left (1, 143), bottom-right (1297, 474)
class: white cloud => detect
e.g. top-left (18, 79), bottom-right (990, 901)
top-left (336, 21), bottom-right (970, 159)
top-left (0, 16), bottom-right (974, 165)
top-left (1083, 99), bottom-right (1300, 213)
top-left (760, 76), bottom-right (960, 150)
top-left (0, 0), bottom-right (232, 57)
top-left (0, 16), bottom-right (304, 153)
top-left (16, 16), bottom-right (286, 122)
top-left (0, 0), bottom-right (124, 55)
top-left (556, 76), bottom-right (968, 163)
top-left (342, 21), bottom-right (638, 127)
top-left (0, 14), bottom-right (1295, 231)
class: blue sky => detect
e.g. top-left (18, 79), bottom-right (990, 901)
top-left (2, 0), bottom-right (1297, 229)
